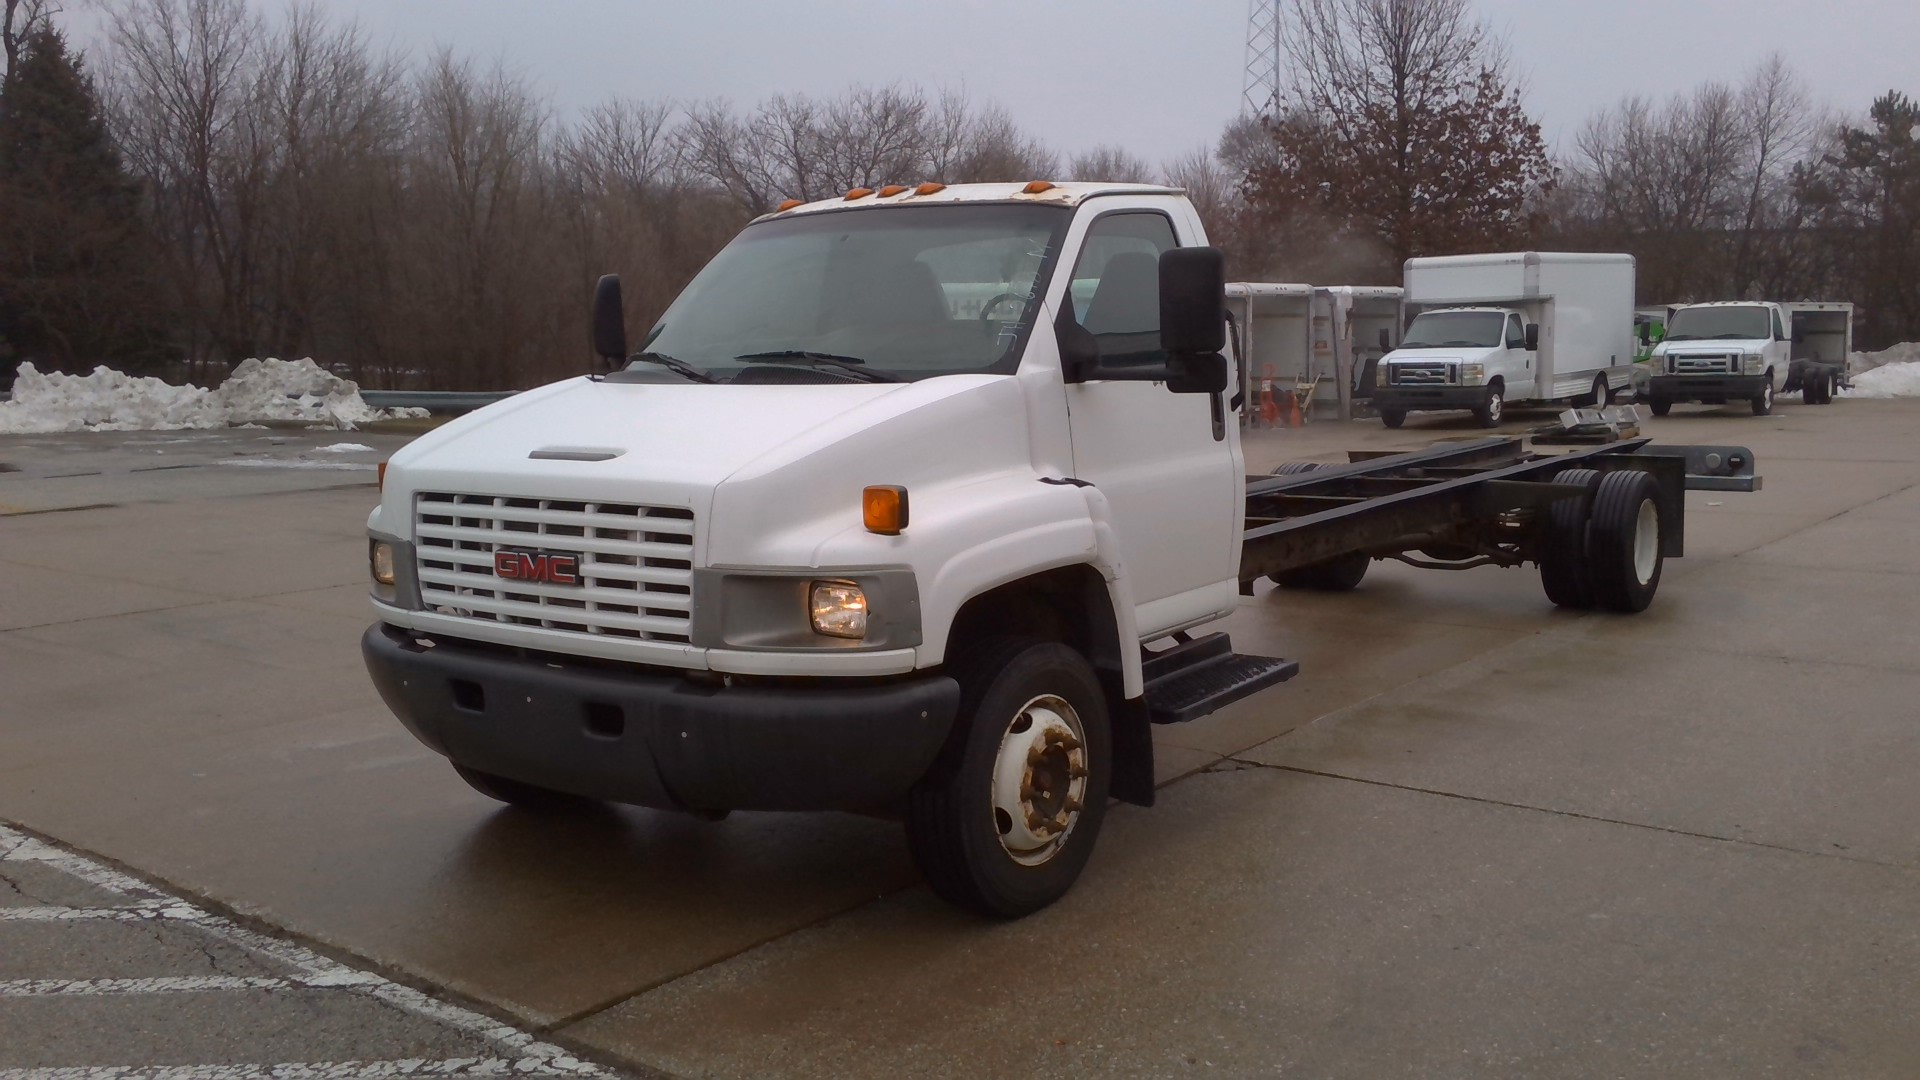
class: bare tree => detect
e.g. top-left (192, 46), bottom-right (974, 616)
top-left (1067, 143), bottom-right (1153, 183)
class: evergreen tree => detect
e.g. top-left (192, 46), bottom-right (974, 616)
top-left (0, 25), bottom-right (170, 377)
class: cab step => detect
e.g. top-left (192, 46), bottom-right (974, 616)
top-left (1142, 632), bottom-right (1298, 725)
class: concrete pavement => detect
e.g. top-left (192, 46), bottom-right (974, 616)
top-left (3, 398), bottom-right (1919, 1076)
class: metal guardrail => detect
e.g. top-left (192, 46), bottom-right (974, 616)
top-left (361, 390), bottom-right (519, 413)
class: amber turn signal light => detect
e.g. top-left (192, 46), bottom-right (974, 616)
top-left (863, 485), bottom-right (908, 535)
top-left (377, 461), bottom-right (387, 491)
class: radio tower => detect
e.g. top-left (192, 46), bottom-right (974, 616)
top-left (1242, 0), bottom-right (1283, 117)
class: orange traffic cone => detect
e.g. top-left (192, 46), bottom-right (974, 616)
top-left (1283, 389), bottom-right (1304, 428)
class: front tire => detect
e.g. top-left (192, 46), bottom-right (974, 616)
top-left (1474, 385), bottom-right (1504, 428)
top-left (906, 640), bottom-right (1112, 918)
top-left (1648, 397), bottom-right (1672, 417)
top-left (1380, 408), bottom-right (1407, 429)
top-left (1752, 376), bottom-right (1774, 416)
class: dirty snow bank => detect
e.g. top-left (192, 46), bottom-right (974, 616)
top-left (1844, 361), bottom-right (1920, 399)
top-left (1849, 342), bottom-right (1920, 376)
top-left (0, 359), bottom-right (427, 434)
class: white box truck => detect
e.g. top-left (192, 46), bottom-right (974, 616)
top-left (1646, 301), bottom-right (1854, 414)
top-left (359, 185), bottom-right (1758, 918)
top-left (1373, 253), bottom-right (1637, 429)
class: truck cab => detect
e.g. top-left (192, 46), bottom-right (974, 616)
top-left (1646, 302), bottom-right (1790, 416)
top-left (361, 182), bottom-right (1272, 917)
top-left (1375, 306), bottom-right (1536, 427)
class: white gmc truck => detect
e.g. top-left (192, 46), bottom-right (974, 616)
top-left (362, 183), bottom-right (1758, 916)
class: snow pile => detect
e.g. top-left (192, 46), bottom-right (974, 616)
top-left (0, 359), bottom-right (427, 434)
top-left (1849, 342), bottom-right (1920, 375)
top-left (311, 442), bottom-right (376, 453)
top-left (1844, 361), bottom-right (1920, 399)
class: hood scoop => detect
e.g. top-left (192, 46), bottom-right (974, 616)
top-left (528, 446), bottom-right (625, 462)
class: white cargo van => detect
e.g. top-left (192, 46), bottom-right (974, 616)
top-left (1373, 253), bottom-right (1637, 428)
top-left (1646, 301), bottom-right (1853, 414)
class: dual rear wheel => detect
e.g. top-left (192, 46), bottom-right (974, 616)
top-left (1538, 469), bottom-right (1665, 613)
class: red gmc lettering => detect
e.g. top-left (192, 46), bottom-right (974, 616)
top-left (493, 551), bottom-right (581, 585)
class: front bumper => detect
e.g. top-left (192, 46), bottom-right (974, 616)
top-left (1374, 385), bottom-right (1488, 411)
top-left (363, 623), bottom-right (959, 812)
top-left (1648, 374), bottom-right (1767, 403)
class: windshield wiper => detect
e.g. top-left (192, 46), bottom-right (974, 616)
top-left (628, 351), bottom-right (720, 384)
top-left (734, 351), bottom-right (903, 383)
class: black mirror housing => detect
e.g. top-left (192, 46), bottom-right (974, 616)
top-left (592, 274), bottom-right (627, 365)
top-left (1639, 324), bottom-right (1652, 346)
top-left (1159, 247), bottom-right (1226, 355)
top-left (1524, 322), bottom-right (1540, 352)
top-left (1166, 352), bottom-right (1228, 395)
top-left (1378, 327), bottom-right (1392, 352)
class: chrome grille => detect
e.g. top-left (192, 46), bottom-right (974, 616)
top-left (1669, 353), bottom-right (1737, 374)
top-left (1392, 362), bottom-right (1454, 385)
top-left (414, 493), bottom-right (694, 643)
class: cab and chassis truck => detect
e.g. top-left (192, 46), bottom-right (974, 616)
top-left (361, 183), bottom-right (1758, 917)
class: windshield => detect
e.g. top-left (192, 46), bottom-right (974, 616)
top-left (1666, 306), bottom-right (1769, 342)
top-left (1400, 311), bottom-right (1506, 349)
top-left (632, 204), bottom-right (1071, 382)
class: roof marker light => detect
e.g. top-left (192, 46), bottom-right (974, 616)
top-left (914, 182), bottom-right (946, 196)
top-left (776, 198), bottom-right (803, 212)
top-left (878, 184), bottom-right (907, 197)
top-left (844, 187), bottom-right (874, 200)
top-left (1022, 181), bottom-right (1056, 195)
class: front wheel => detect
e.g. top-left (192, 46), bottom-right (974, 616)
top-left (906, 640), bottom-right (1112, 918)
top-left (1380, 408), bottom-right (1407, 429)
top-left (1474, 386), bottom-right (1504, 428)
top-left (1648, 397), bottom-right (1672, 417)
top-left (1752, 376), bottom-right (1774, 416)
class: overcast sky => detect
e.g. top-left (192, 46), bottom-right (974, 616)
top-left (73, 0), bottom-right (1920, 165)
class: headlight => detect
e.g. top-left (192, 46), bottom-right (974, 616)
top-left (370, 540), bottom-right (397, 602)
top-left (1375, 365), bottom-right (1390, 386)
top-left (1744, 353), bottom-right (1764, 374)
top-left (1461, 362), bottom-right (1484, 385)
top-left (809, 581), bottom-right (868, 639)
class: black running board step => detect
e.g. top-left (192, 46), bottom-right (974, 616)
top-left (1143, 632), bottom-right (1299, 725)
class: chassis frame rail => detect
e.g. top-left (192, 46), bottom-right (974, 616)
top-left (1239, 437), bottom-right (1758, 586)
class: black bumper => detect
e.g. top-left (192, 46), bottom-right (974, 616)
top-left (362, 623), bottom-right (959, 812)
top-left (1374, 386), bottom-right (1488, 411)
top-left (1648, 374), bottom-right (1766, 403)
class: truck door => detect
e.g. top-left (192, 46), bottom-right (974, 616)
top-left (1062, 207), bottom-right (1241, 636)
top-left (1502, 312), bottom-right (1537, 399)
top-left (1768, 306), bottom-right (1791, 389)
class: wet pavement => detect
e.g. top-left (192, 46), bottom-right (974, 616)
top-left (3, 397), bottom-right (1918, 1077)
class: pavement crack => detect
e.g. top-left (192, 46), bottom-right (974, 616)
top-left (1216, 757), bottom-right (1915, 872)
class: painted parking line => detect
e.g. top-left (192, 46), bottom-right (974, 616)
top-left (0, 824), bottom-right (615, 1079)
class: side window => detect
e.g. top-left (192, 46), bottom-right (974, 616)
top-left (1506, 314), bottom-right (1526, 349)
top-left (1069, 212), bottom-right (1178, 364)
top-left (1772, 309), bottom-right (1787, 341)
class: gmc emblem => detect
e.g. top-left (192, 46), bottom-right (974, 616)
top-left (493, 548), bottom-right (583, 586)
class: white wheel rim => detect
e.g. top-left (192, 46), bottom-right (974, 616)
top-left (1489, 393), bottom-right (1502, 422)
top-left (1763, 383), bottom-right (1773, 407)
top-left (990, 694), bottom-right (1089, 867)
top-left (1633, 497), bottom-right (1659, 584)
top-left (1596, 378), bottom-right (1608, 403)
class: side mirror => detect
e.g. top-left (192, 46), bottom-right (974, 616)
top-left (592, 274), bottom-right (627, 366)
top-left (1158, 246), bottom-right (1226, 355)
top-left (1639, 324), bottom-right (1652, 346)
top-left (1524, 323), bottom-right (1540, 352)
top-left (1166, 353), bottom-right (1228, 395)
top-left (1378, 327), bottom-right (1392, 352)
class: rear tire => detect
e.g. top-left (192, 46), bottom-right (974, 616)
top-left (453, 765), bottom-right (589, 812)
top-left (1586, 470), bottom-right (1664, 614)
top-left (1583, 375), bottom-right (1610, 408)
top-left (1474, 386), bottom-right (1504, 428)
top-left (1538, 468), bottom-right (1603, 610)
top-left (1380, 408), bottom-right (1406, 429)
top-left (905, 640), bottom-right (1111, 918)
top-left (1752, 376), bottom-right (1774, 416)
top-left (1648, 398), bottom-right (1671, 417)
top-left (1817, 375), bottom-right (1835, 404)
